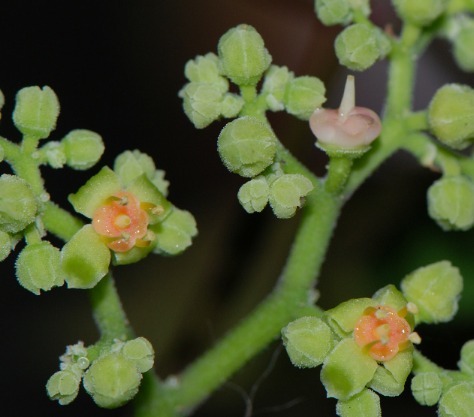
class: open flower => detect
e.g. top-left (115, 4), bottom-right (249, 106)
top-left (61, 160), bottom-right (197, 289)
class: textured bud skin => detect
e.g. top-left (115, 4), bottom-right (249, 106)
top-left (282, 316), bottom-right (334, 368)
top-left (459, 340), bottom-right (474, 375)
top-left (438, 383), bottom-right (474, 417)
top-left (220, 93), bottom-right (244, 118)
top-left (411, 372), bottom-right (443, 406)
top-left (218, 24), bottom-right (272, 85)
top-left (427, 176), bottom-right (474, 231)
top-left (238, 177), bottom-right (270, 213)
top-left (326, 298), bottom-right (376, 337)
top-left (180, 82), bottom-right (224, 129)
top-left (372, 284), bottom-right (408, 312)
top-left (153, 208), bottom-right (197, 256)
top-left (0, 230), bottom-right (11, 261)
top-left (83, 353), bottom-right (142, 409)
top-left (41, 141), bottom-right (67, 168)
top-left (63, 129), bottom-right (104, 170)
top-left (16, 241), bottom-right (63, 294)
top-left (285, 76), bottom-right (326, 120)
top-left (315, 0), bottom-right (352, 26)
top-left (335, 24), bottom-right (384, 71)
top-left (453, 26), bottom-right (474, 72)
top-left (336, 389), bottom-right (381, 417)
top-left (122, 337), bottom-right (154, 373)
top-left (401, 261), bottom-right (463, 324)
top-left (218, 117), bottom-right (277, 177)
top-left (428, 84), bottom-right (474, 149)
top-left (0, 174), bottom-right (37, 234)
top-left (46, 369), bottom-right (81, 405)
top-left (392, 0), bottom-right (447, 26)
top-left (262, 65), bottom-right (293, 111)
top-left (184, 53), bottom-right (228, 92)
top-left (368, 350), bottom-right (413, 396)
top-left (62, 225), bottom-right (111, 289)
top-left (268, 174), bottom-right (314, 218)
top-left (13, 86), bottom-right (60, 138)
top-left (114, 150), bottom-right (169, 196)
top-left (321, 338), bottom-right (378, 400)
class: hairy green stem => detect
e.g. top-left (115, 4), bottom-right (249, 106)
top-left (43, 201), bottom-right (83, 240)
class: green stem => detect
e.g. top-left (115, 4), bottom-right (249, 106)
top-left (325, 157), bottom-right (353, 194)
top-left (135, 189), bottom-right (340, 417)
top-left (43, 201), bottom-right (83, 240)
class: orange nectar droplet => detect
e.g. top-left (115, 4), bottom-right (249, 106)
top-left (92, 191), bottom-right (150, 252)
top-left (353, 305), bottom-right (412, 361)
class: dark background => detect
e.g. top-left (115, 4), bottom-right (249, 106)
top-left (1, 1), bottom-right (473, 416)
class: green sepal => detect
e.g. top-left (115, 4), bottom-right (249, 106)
top-left (268, 174), bottom-right (314, 219)
top-left (372, 285), bottom-right (408, 311)
top-left (438, 383), bottom-right (474, 417)
top-left (0, 174), bottom-right (38, 234)
top-left (368, 349), bottom-right (413, 397)
top-left (336, 388), bottom-right (381, 417)
top-left (122, 337), bottom-right (155, 373)
top-left (62, 225), bottom-right (111, 289)
top-left (411, 372), bottom-right (443, 406)
top-left (401, 261), bottom-right (463, 324)
top-left (238, 176), bottom-right (270, 213)
top-left (261, 65), bottom-right (294, 111)
top-left (62, 129), bottom-right (105, 170)
top-left (13, 86), bottom-right (60, 139)
top-left (325, 298), bottom-right (376, 337)
top-left (46, 368), bottom-right (81, 405)
top-left (16, 241), bottom-right (63, 294)
top-left (282, 316), bottom-right (335, 368)
top-left (83, 352), bottom-right (142, 409)
top-left (112, 245), bottom-right (153, 266)
top-left (40, 141), bottom-right (67, 168)
top-left (459, 340), bottom-right (474, 375)
top-left (152, 208), bottom-right (198, 256)
top-left (69, 166), bottom-right (121, 218)
top-left (321, 338), bottom-right (378, 400)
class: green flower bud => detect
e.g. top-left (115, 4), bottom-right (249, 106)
top-left (217, 116), bottom-right (277, 177)
top-left (40, 141), bottom-right (67, 168)
top-left (411, 372), bottom-right (443, 406)
top-left (268, 174), bottom-right (314, 219)
top-left (237, 177), bottom-right (270, 213)
top-left (184, 53), bottom-right (228, 92)
top-left (114, 150), bottom-right (169, 196)
top-left (315, 0), bottom-right (352, 26)
top-left (453, 25), bottom-right (474, 72)
top-left (368, 349), bottom-right (413, 396)
top-left (0, 230), bottom-right (11, 261)
top-left (427, 176), bottom-right (474, 231)
top-left (284, 76), bottom-right (326, 120)
top-left (83, 352), bottom-right (142, 409)
top-left (180, 82), bottom-right (225, 129)
top-left (46, 369), bottom-right (81, 405)
top-left (325, 298), bottom-right (376, 337)
top-left (439, 383), bottom-right (474, 417)
top-left (122, 337), bottom-right (154, 373)
top-left (62, 225), bottom-right (111, 289)
top-left (13, 86), bottom-right (60, 139)
top-left (153, 208), bottom-right (197, 256)
top-left (220, 93), bottom-right (244, 118)
top-left (62, 129), bottom-right (104, 170)
top-left (335, 24), bottom-right (389, 71)
top-left (16, 241), bottom-right (63, 294)
top-left (0, 174), bottom-right (37, 234)
top-left (336, 389), bottom-right (381, 417)
top-left (428, 84), bottom-right (474, 149)
top-left (459, 340), bottom-right (474, 375)
top-left (218, 24), bottom-right (272, 86)
top-left (321, 338), bottom-right (378, 400)
top-left (401, 261), bottom-right (463, 324)
top-left (261, 65), bottom-right (294, 111)
top-left (392, 0), bottom-right (447, 27)
top-left (282, 316), bottom-right (334, 368)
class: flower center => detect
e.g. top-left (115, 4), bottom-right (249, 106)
top-left (92, 191), bottom-right (152, 252)
top-left (353, 305), bottom-right (412, 361)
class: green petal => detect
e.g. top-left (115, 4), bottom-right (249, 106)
top-left (62, 225), bottom-right (111, 289)
top-left (325, 298), bottom-right (376, 337)
top-left (372, 284), bottom-right (408, 311)
top-left (68, 167), bottom-right (121, 218)
top-left (153, 208), bottom-right (197, 255)
top-left (369, 349), bottom-right (413, 396)
top-left (321, 338), bottom-right (378, 400)
top-left (336, 388), bottom-right (381, 417)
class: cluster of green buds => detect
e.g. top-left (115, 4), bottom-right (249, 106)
top-left (0, 85), bottom-right (197, 295)
top-left (47, 337), bottom-right (154, 408)
top-left (179, 24), bottom-right (324, 218)
top-left (282, 261), bottom-right (462, 417)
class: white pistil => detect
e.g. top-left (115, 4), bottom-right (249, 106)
top-left (338, 75), bottom-right (355, 122)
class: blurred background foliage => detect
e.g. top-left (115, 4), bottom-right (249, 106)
top-left (1, 1), bottom-right (473, 416)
